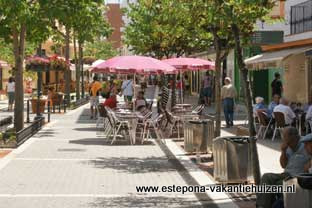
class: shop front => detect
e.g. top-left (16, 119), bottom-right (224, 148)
top-left (245, 45), bottom-right (312, 104)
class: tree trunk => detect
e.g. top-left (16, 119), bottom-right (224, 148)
top-left (212, 31), bottom-right (222, 137)
top-left (13, 25), bottom-right (26, 132)
top-left (73, 35), bottom-right (80, 100)
top-left (78, 41), bottom-right (84, 99)
top-left (64, 26), bottom-right (71, 106)
top-left (232, 24), bottom-right (260, 185)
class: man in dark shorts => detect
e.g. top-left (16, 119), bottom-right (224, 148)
top-left (202, 71), bottom-right (213, 106)
top-left (271, 72), bottom-right (283, 97)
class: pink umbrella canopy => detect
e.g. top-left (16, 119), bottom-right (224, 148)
top-left (162, 57), bottom-right (215, 71)
top-left (91, 56), bottom-right (176, 74)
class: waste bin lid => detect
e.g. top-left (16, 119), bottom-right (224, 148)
top-left (189, 119), bottom-right (210, 124)
top-left (224, 137), bottom-right (250, 144)
top-left (297, 173), bottom-right (312, 190)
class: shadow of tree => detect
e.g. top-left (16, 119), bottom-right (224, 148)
top-left (88, 196), bottom-right (212, 208)
top-left (69, 138), bottom-right (155, 146)
top-left (85, 156), bottom-right (184, 174)
top-left (76, 108), bottom-right (97, 124)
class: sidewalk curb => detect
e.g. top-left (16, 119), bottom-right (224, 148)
top-left (161, 139), bottom-right (239, 208)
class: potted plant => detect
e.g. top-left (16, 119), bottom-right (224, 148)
top-left (25, 56), bottom-right (50, 72)
top-left (31, 94), bottom-right (46, 114)
top-left (49, 55), bottom-right (70, 71)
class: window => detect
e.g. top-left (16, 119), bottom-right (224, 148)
top-left (291, 1), bottom-right (312, 34)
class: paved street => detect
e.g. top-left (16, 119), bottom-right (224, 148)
top-left (0, 86), bottom-right (284, 208)
top-left (0, 104), bottom-right (207, 208)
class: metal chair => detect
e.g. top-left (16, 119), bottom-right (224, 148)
top-left (110, 111), bottom-right (132, 145)
top-left (142, 114), bottom-right (165, 144)
top-left (256, 110), bottom-right (271, 140)
top-left (306, 119), bottom-right (312, 135)
top-left (272, 112), bottom-right (286, 141)
top-left (96, 104), bottom-right (107, 128)
top-left (164, 110), bottom-right (183, 138)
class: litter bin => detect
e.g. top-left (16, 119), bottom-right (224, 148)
top-left (184, 119), bottom-right (214, 153)
top-left (213, 136), bottom-right (254, 183)
top-left (284, 174), bottom-right (312, 208)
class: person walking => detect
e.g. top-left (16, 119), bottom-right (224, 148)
top-left (221, 77), bottom-right (236, 128)
top-left (89, 76), bottom-right (101, 119)
top-left (271, 72), bottom-right (283, 97)
top-left (121, 75), bottom-right (134, 103)
top-left (6, 77), bottom-right (15, 111)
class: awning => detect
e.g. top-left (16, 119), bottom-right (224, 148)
top-left (245, 46), bottom-right (312, 70)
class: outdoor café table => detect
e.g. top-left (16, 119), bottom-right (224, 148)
top-left (116, 104), bottom-right (132, 110)
top-left (115, 111), bottom-right (141, 144)
top-left (174, 104), bottom-right (192, 109)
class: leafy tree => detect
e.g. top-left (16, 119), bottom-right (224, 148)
top-left (226, 0), bottom-right (275, 185)
top-left (190, 1), bottom-right (234, 137)
top-left (192, 0), bottom-right (275, 185)
top-left (124, 0), bottom-right (212, 107)
top-left (84, 41), bottom-right (118, 60)
top-left (125, 0), bottom-right (211, 59)
top-left (0, 0), bottom-right (50, 131)
top-left (72, 1), bottom-right (112, 99)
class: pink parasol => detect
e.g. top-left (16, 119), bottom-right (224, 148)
top-left (91, 56), bottom-right (176, 75)
top-left (162, 57), bottom-right (215, 71)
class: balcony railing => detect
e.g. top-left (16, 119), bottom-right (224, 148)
top-left (291, 0), bottom-right (312, 35)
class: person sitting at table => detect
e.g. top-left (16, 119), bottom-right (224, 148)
top-left (273, 98), bottom-right (296, 126)
top-left (253, 97), bottom-right (266, 117)
top-left (267, 94), bottom-right (280, 118)
top-left (102, 93), bottom-right (117, 109)
top-left (135, 91), bottom-right (147, 111)
top-left (306, 102), bottom-right (312, 119)
top-left (256, 127), bottom-right (311, 208)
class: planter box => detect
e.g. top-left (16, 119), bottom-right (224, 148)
top-left (31, 99), bottom-right (46, 114)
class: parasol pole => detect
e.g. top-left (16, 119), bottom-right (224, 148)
top-left (180, 70), bottom-right (183, 104)
top-left (133, 73), bottom-right (136, 111)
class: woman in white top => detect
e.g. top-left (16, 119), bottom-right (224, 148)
top-left (6, 77), bottom-right (15, 111)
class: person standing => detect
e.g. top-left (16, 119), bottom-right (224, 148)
top-left (6, 77), bottom-right (15, 112)
top-left (121, 75), bottom-right (133, 103)
top-left (202, 71), bottom-right (213, 106)
top-left (271, 72), bottom-right (283, 97)
top-left (221, 77), bottom-right (236, 128)
top-left (89, 76), bottom-right (101, 119)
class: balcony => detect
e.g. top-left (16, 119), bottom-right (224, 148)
top-left (291, 0), bottom-right (312, 35)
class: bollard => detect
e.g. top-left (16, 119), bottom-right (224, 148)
top-left (47, 101), bottom-right (51, 123)
top-left (64, 100), bottom-right (66, 113)
top-left (26, 100), bottom-right (30, 123)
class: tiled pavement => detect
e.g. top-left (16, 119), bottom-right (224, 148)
top-left (0, 86), bottom-right (284, 208)
top-left (0, 102), bottom-right (238, 208)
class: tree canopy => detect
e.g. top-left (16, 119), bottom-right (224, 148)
top-left (124, 0), bottom-right (212, 58)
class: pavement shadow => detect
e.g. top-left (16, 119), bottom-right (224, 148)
top-left (85, 156), bottom-right (186, 174)
top-left (76, 108), bottom-right (97, 124)
top-left (87, 196), bottom-right (225, 208)
top-left (74, 127), bottom-right (98, 132)
top-left (69, 138), bottom-right (155, 146)
top-left (35, 129), bottom-right (57, 138)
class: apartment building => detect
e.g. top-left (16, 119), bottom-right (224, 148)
top-left (246, 0), bottom-right (312, 103)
